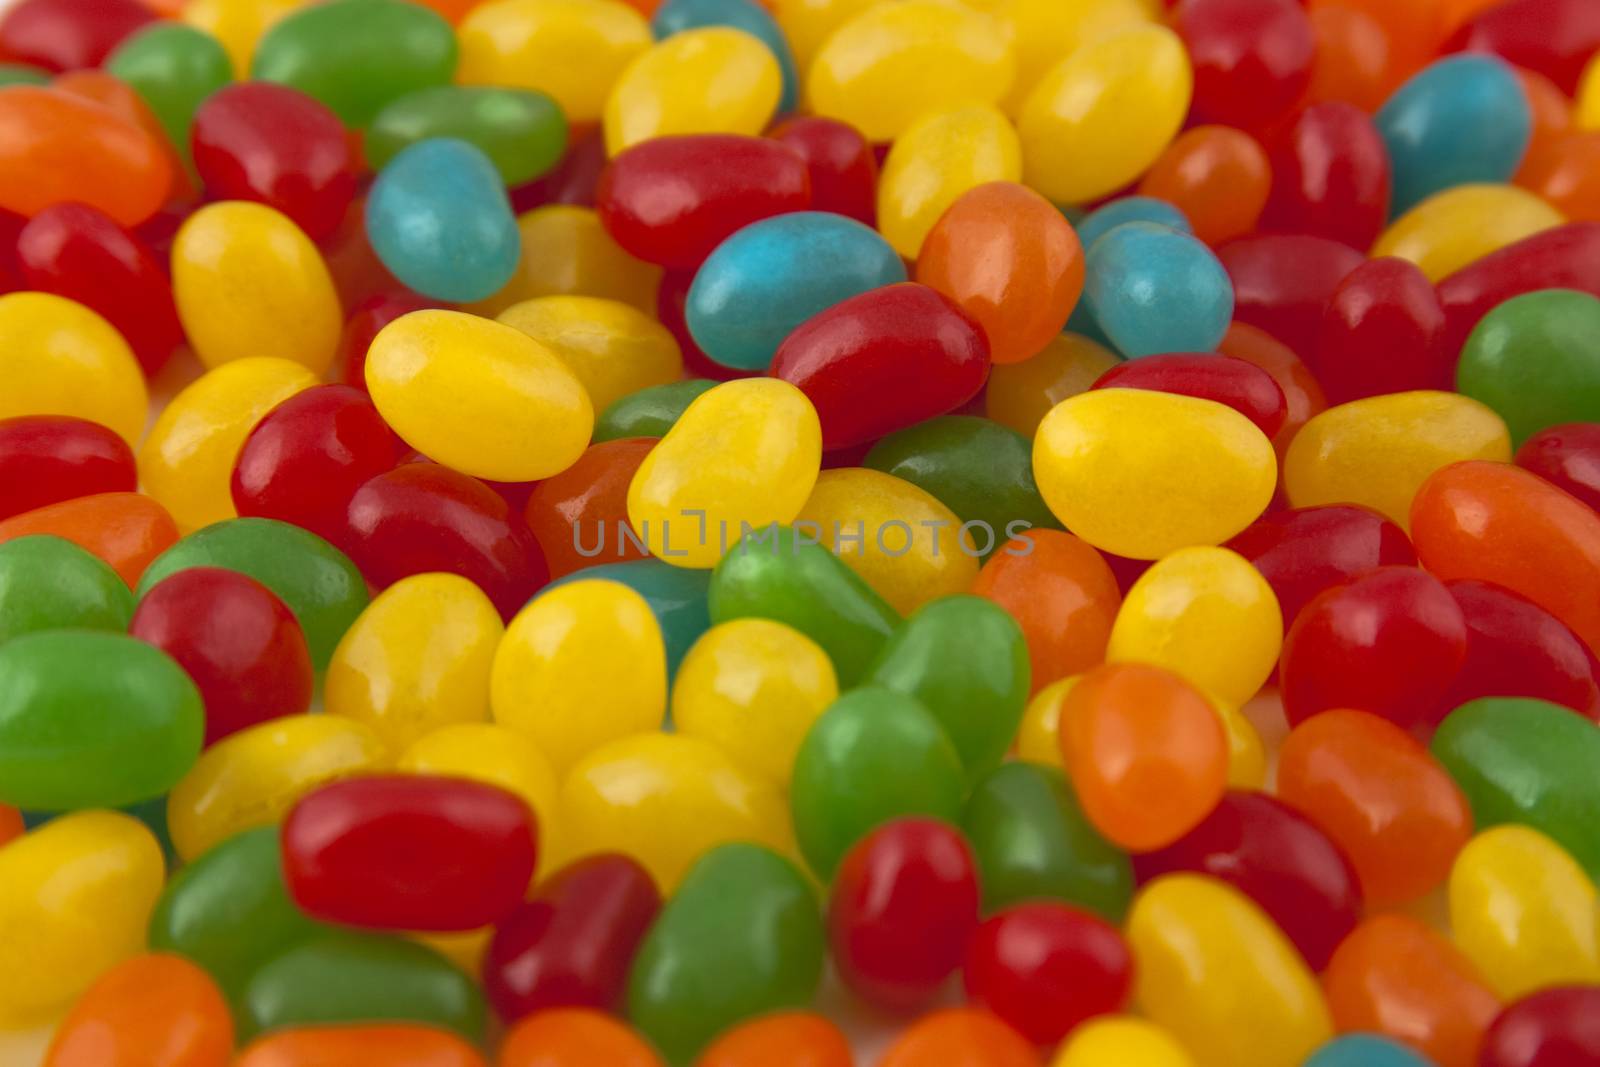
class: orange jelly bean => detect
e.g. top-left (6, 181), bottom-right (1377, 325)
top-left (1137, 126), bottom-right (1273, 247)
top-left (0, 492), bottom-right (179, 587)
top-left (1323, 914), bottom-right (1502, 1067)
top-left (1412, 460), bottom-right (1600, 655)
top-left (1518, 132), bottom-right (1600, 222)
top-left (523, 438), bottom-right (655, 580)
top-left (1057, 662), bottom-right (1228, 852)
top-left (0, 804), bottom-right (22, 846)
top-left (1310, 0), bottom-right (1441, 93)
top-left (694, 1012), bottom-right (854, 1067)
top-left (0, 86), bottom-right (172, 227)
top-left (1277, 709), bottom-right (1473, 907)
top-left (498, 1009), bottom-right (664, 1067)
top-left (43, 953), bottom-right (232, 1067)
top-left (51, 70), bottom-right (193, 201)
top-left (235, 1026), bottom-right (487, 1067)
top-left (876, 1009), bottom-right (1040, 1067)
top-left (1218, 321), bottom-right (1327, 467)
top-left (1515, 68), bottom-right (1574, 172)
top-left (1307, 3), bottom-right (1394, 112)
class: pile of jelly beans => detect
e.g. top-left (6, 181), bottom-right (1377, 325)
top-left (8, 0), bottom-right (1600, 1063)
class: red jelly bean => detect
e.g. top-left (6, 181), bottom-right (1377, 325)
top-left (1480, 985), bottom-right (1600, 1067)
top-left (1450, 0), bottom-right (1600, 95)
top-left (1260, 102), bottom-right (1392, 251)
top-left (767, 115), bottom-right (878, 226)
top-left (1175, 0), bottom-right (1316, 136)
top-left (828, 818), bottom-right (982, 1011)
top-left (1091, 353), bottom-right (1286, 438)
top-left (0, 0), bottom-right (155, 70)
top-left (483, 853), bottom-right (662, 1024)
top-left (1218, 321), bottom-right (1328, 464)
top-left (283, 775), bottom-right (538, 932)
top-left (339, 294), bottom-right (441, 393)
top-left (324, 192), bottom-right (408, 310)
top-left (510, 124), bottom-right (607, 214)
top-left (1312, 256), bottom-right (1449, 403)
top-left (1281, 565), bottom-right (1468, 734)
top-left (523, 438), bottom-right (654, 580)
top-left (1436, 223), bottom-right (1600, 361)
top-left (771, 283), bottom-right (990, 451)
top-left (1516, 423), bottom-right (1600, 513)
top-left (1, 209), bottom-right (26, 293)
top-left (191, 82), bottom-right (358, 243)
top-left (130, 567), bottom-right (315, 746)
top-left (1445, 579), bottom-right (1600, 719)
top-left (962, 902), bottom-right (1132, 1046)
top-left (0, 415), bottom-right (135, 521)
top-left (232, 385), bottom-right (403, 553)
top-left (1218, 234), bottom-right (1366, 361)
top-left (1131, 791), bottom-right (1362, 970)
top-left (597, 134), bottom-right (811, 269)
top-left (345, 461), bottom-right (550, 621)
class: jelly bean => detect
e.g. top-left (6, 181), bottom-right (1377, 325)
top-left (1260, 102), bottom-right (1391, 251)
top-left (1305, 2), bottom-right (1396, 112)
top-left (236, 1026), bottom-right (487, 1067)
top-left (1285, 393), bottom-right (1512, 528)
top-left (878, 1009), bottom-right (1039, 1067)
top-left (42, 953), bottom-right (232, 1067)
top-left (0, 0), bottom-right (156, 70)
top-left (554, 557), bottom-right (711, 676)
top-left (686, 212), bottom-right (905, 371)
top-left (984, 333), bottom-right (1120, 439)
top-left (1453, 0), bottom-right (1600, 96)
top-left (0, 63), bottom-right (47, 86)
top-left (1051, 1017), bottom-right (1196, 1067)
top-left (1515, 422), bottom-right (1600, 512)
top-left (1377, 186), bottom-right (1564, 284)
top-left (595, 381), bottom-right (716, 443)
top-left (1439, 223), bottom-right (1600, 361)
top-left (500, 1009), bottom-right (663, 1067)
top-left (105, 23), bottom-right (231, 163)
top-left (767, 116), bottom-right (876, 226)
top-left (770, 0), bottom-right (874, 74)
top-left (0, 812), bottom-right (164, 1026)
top-left (1074, 197), bottom-right (1192, 253)
top-left (484, 854), bottom-right (660, 1021)
top-left (653, 0), bottom-right (798, 112)
top-left (1092, 355), bottom-right (1286, 439)
top-left (367, 309), bottom-right (593, 483)
top-left (0, 292), bottom-right (148, 446)
top-left (1459, 289), bottom-right (1600, 446)
top-left (1176, 0), bottom-right (1314, 134)
top-left (1135, 126), bottom-right (1270, 249)
top-left (398, 724), bottom-right (556, 845)
top-left (524, 439), bottom-right (654, 579)
top-left (1033, 389), bottom-right (1276, 560)
top-left (0, 805), bottom-right (21, 846)
top-left (996, 0), bottom-right (1151, 115)
top-left (1219, 235), bottom-right (1366, 360)
top-left (1517, 133), bottom-right (1600, 224)
top-left (1279, 709), bottom-right (1472, 905)
top-left (627, 843), bottom-right (823, 1064)
top-left (1084, 224), bottom-right (1233, 358)
top-left (339, 293), bottom-right (445, 392)
top-left (1322, 914), bottom-right (1499, 1067)
top-left (241, 930), bottom-right (487, 1041)
top-left (694, 1012), bottom-right (852, 1067)
top-left (251, 0), bottom-right (456, 127)
top-left (52, 70), bottom-right (190, 203)
top-left (1480, 986), bottom-right (1600, 1067)
top-left (0, 533), bottom-right (133, 642)
top-left (1303, 1036), bottom-right (1437, 1067)
top-left (1314, 257), bottom-right (1451, 405)
top-left (604, 27), bottom-right (780, 154)
top-left (498, 296), bottom-right (682, 414)
top-left (877, 106), bottom-right (1020, 260)
top-left (179, 0), bottom-right (296, 76)
top-left (368, 87), bottom-right (566, 187)
top-left (1444, 579), bottom-right (1600, 718)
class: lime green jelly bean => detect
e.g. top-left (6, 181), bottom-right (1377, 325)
top-left (1457, 288), bottom-right (1600, 446)
top-left (0, 534), bottom-right (134, 643)
top-left (107, 23), bottom-right (234, 159)
top-left (367, 86), bottom-right (567, 186)
top-left (594, 379), bottom-right (718, 443)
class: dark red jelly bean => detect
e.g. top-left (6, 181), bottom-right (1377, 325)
top-left (16, 202), bottom-right (184, 376)
top-left (1225, 504), bottom-right (1417, 632)
top-left (1516, 423), bottom-right (1600, 514)
top-left (324, 192), bottom-right (408, 310)
top-left (523, 438), bottom-right (654, 580)
top-left (0, 414), bottom-right (136, 521)
top-left (828, 818), bottom-right (981, 1011)
top-left (1450, 0), bottom-right (1600, 95)
top-left (232, 384), bottom-right (403, 552)
top-left (191, 82), bottom-right (358, 242)
top-left (1436, 223), bottom-right (1600, 360)
top-left (1281, 566), bottom-right (1468, 735)
top-left (129, 567), bottom-right (314, 746)
top-left (1312, 256), bottom-right (1449, 403)
top-left (1218, 234), bottom-right (1366, 361)
top-left (345, 461), bottom-right (550, 621)
top-left (1174, 0), bottom-right (1315, 136)
top-left (1480, 985), bottom-right (1600, 1067)
top-left (483, 853), bottom-right (661, 1024)
top-left (962, 902), bottom-right (1133, 1046)
top-left (1, 210), bottom-right (26, 294)
top-left (1091, 353), bottom-right (1286, 438)
top-left (1260, 102), bottom-right (1392, 251)
top-left (1132, 791), bottom-right (1362, 970)
top-left (283, 775), bottom-right (538, 932)
top-left (771, 282), bottom-right (990, 450)
top-left (1443, 579), bottom-right (1600, 721)
top-left (597, 134), bottom-right (811, 268)
top-left (0, 0), bottom-right (154, 70)
top-left (510, 125), bottom-right (607, 214)
top-left (768, 116), bottom-right (878, 226)
top-left (657, 269), bottom-right (753, 382)
top-left (339, 293), bottom-right (440, 393)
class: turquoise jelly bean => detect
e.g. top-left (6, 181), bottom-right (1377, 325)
top-left (1084, 221), bottom-right (1234, 358)
top-left (686, 212), bottom-right (906, 371)
top-left (652, 0), bottom-right (799, 114)
top-left (366, 138), bottom-right (521, 303)
top-left (1074, 196), bottom-right (1192, 252)
top-left (1304, 1035), bottom-right (1437, 1067)
top-left (549, 558), bottom-right (711, 679)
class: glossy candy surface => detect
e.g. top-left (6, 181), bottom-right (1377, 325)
top-left (1083, 223), bottom-right (1233, 359)
top-left (1458, 289), bottom-right (1600, 446)
top-left (0, 534), bottom-right (134, 642)
top-left (604, 27), bottom-right (781, 154)
top-left (368, 86), bottom-right (567, 186)
top-left (0, 292), bottom-right (148, 446)
top-left (876, 105), bottom-right (1021, 261)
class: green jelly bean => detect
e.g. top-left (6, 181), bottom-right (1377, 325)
top-left (137, 518), bottom-right (368, 668)
top-left (863, 415), bottom-right (1061, 551)
top-left (0, 62), bottom-right (49, 86)
top-left (548, 558), bottom-right (709, 678)
top-left (367, 86), bottom-right (566, 186)
top-left (709, 524), bottom-right (899, 686)
top-left (867, 594), bottom-right (1029, 781)
top-left (594, 379), bottom-right (718, 443)
top-left (1458, 289), bottom-right (1600, 445)
top-left (962, 761), bottom-right (1133, 920)
top-left (107, 23), bottom-right (233, 160)
top-left (0, 534), bottom-right (135, 643)
top-left (149, 827), bottom-right (326, 998)
top-left (250, 0), bottom-right (457, 128)
top-left (628, 843), bottom-right (823, 1065)
top-left (241, 930), bottom-right (487, 1041)
top-left (1432, 696), bottom-right (1600, 882)
top-left (790, 686), bottom-right (966, 879)
top-left (0, 630), bottom-right (203, 811)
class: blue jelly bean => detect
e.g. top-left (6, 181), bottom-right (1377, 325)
top-left (548, 558), bottom-right (711, 680)
top-left (1303, 1035), bottom-right (1437, 1067)
top-left (1073, 195), bottom-right (1192, 254)
top-left (652, 0), bottom-right (799, 115)
top-left (365, 137), bottom-right (521, 302)
top-left (686, 211), bottom-right (906, 371)
top-left (1375, 54), bottom-right (1531, 216)
top-left (1083, 222), bottom-right (1233, 358)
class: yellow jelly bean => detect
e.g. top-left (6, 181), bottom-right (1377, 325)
top-left (807, 0), bottom-right (1015, 143)
top-left (172, 200), bottom-right (343, 374)
top-left (1033, 389), bottom-right (1276, 560)
top-left (998, 0), bottom-right (1153, 115)
top-left (1372, 184), bottom-right (1565, 282)
top-left (182, 0), bottom-right (294, 74)
top-left (1017, 675), bottom-right (1076, 764)
top-left (794, 467), bottom-right (977, 615)
top-left (138, 356), bottom-right (318, 533)
top-left (1127, 874), bottom-right (1332, 1067)
top-left (457, 0), bottom-right (652, 125)
top-left (604, 27), bottom-right (782, 156)
top-left (0, 291), bottom-right (148, 446)
top-left (412, 928), bottom-right (493, 975)
top-left (325, 573), bottom-right (504, 752)
top-left (490, 578), bottom-right (667, 773)
top-left (1448, 825), bottom-right (1600, 1000)
top-left (1211, 694), bottom-right (1265, 790)
top-left (1284, 391), bottom-right (1512, 529)
top-left (497, 295), bottom-right (683, 414)
top-left (671, 618), bottom-right (838, 785)
top-left (1577, 50), bottom-right (1600, 131)
top-left (166, 714), bottom-right (389, 861)
top-left (772, 0), bottom-right (876, 71)
top-left (365, 308), bottom-right (594, 483)
top-left (0, 812), bottom-right (164, 1026)
top-left (1108, 546), bottom-right (1282, 709)
top-left (1019, 24), bottom-right (1192, 205)
top-left (1052, 1016), bottom-right (1197, 1067)
top-left (985, 332), bottom-right (1121, 438)
top-left (877, 105), bottom-right (1022, 259)
top-left (628, 378), bottom-right (822, 569)
top-left (471, 205), bottom-right (663, 317)
top-left (556, 731), bottom-right (793, 891)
